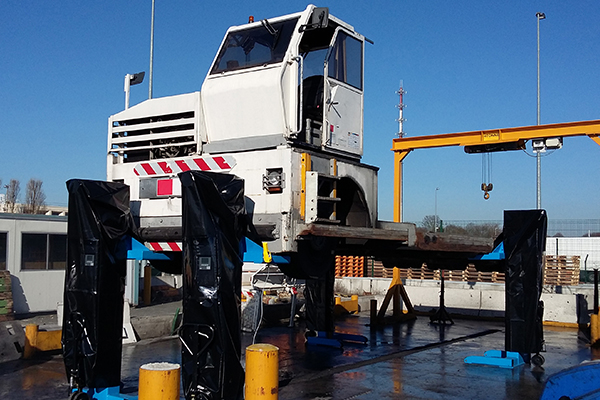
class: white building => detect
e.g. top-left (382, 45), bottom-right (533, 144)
top-left (0, 213), bottom-right (67, 314)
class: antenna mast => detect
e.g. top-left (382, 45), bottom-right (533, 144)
top-left (395, 80), bottom-right (407, 222)
top-left (396, 80), bottom-right (406, 137)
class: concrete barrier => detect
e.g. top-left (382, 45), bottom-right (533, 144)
top-left (335, 277), bottom-right (592, 325)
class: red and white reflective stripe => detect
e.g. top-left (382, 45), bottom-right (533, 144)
top-left (134, 155), bottom-right (236, 176)
top-left (146, 242), bottom-right (182, 252)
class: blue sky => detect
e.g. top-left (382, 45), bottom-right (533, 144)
top-left (1, 1), bottom-right (598, 223)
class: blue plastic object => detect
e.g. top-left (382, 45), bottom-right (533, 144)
top-left (126, 237), bottom-right (172, 261)
top-left (242, 237), bottom-right (290, 264)
top-left (306, 336), bottom-right (343, 348)
top-left (127, 236), bottom-right (292, 264)
top-left (464, 350), bottom-right (524, 369)
top-left (470, 242), bottom-right (505, 261)
top-left (540, 360), bottom-right (600, 400)
top-left (72, 386), bottom-right (136, 400)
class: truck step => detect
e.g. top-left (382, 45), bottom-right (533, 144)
top-left (317, 196), bottom-right (341, 202)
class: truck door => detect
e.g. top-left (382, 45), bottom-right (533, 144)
top-left (323, 28), bottom-right (364, 157)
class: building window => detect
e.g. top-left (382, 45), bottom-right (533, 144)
top-left (0, 232), bottom-right (6, 270)
top-left (21, 233), bottom-right (67, 271)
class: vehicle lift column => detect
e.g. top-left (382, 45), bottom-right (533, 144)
top-left (295, 238), bottom-right (368, 348)
top-left (62, 179), bottom-right (138, 400)
top-left (179, 170), bottom-right (246, 400)
top-left (465, 209), bottom-right (547, 368)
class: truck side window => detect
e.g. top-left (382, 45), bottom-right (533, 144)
top-left (328, 32), bottom-right (363, 90)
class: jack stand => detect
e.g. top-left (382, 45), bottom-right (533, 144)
top-left (430, 270), bottom-right (454, 325)
top-left (306, 331), bottom-right (368, 349)
top-left (371, 267), bottom-right (416, 326)
top-left (464, 350), bottom-right (525, 369)
top-left (334, 295), bottom-right (359, 316)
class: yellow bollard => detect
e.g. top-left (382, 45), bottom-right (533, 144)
top-left (592, 314), bottom-right (599, 346)
top-left (245, 343), bottom-right (279, 400)
top-left (23, 324), bottom-right (39, 359)
top-left (138, 362), bottom-right (180, 400)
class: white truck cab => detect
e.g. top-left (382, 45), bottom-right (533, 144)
top-left (107, 5), bottom-right (409, 257)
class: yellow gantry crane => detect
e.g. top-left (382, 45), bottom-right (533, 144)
top-left (391, 119), bottom-right (600, 222)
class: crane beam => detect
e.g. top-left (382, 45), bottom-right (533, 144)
top-left (391, 119), bottom-right (600, 222)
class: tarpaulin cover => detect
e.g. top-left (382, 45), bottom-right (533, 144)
top-left (503, 209), bottom-right (547, 355)
top-left (179, 171), bottom-right (246, 400)
top-left (62, 179), bottom-right (135, 388)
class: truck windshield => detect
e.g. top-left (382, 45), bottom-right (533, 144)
top-left (210, 18), bottom-right (299, 74)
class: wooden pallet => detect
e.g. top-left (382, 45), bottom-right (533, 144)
top-left (363, 259), bottom-right (385, 278)
top-left (337, 255), bottom-right (580, 286)
top-left (544, 255), bottom-right (580, 286)
top-left (381, 264), bottom-right (507, 284)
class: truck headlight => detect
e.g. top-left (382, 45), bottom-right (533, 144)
top-left (263, 168), bottom-right (284, 193)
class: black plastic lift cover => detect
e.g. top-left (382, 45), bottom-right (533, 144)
top-left (503, 209), bottom-right (547, 355)
top-left (179, 171), bottom-right (246, 400)
top-left (63, 179), bottom-right (136, 389)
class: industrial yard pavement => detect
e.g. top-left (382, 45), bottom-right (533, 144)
top-left (0, 303), bottom-right (595, 399)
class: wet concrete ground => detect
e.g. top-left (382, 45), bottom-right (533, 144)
top-left (0, 311), bottom-right (594, 399)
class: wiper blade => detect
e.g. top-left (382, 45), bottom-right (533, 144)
top-left (261, 19), bottom-right (281, 49)
top-left (261, 19), bottom-right (278, 36)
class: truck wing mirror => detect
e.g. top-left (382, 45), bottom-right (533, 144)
top-left (300, 7), bottom-right (329, 32)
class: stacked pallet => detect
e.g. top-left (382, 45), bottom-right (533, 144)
top-left (0, 271), bottom-right (13, 321)
top-left (382, 266), bottom-right (394, 279)
top-left (464, 265), bottom-right (479, 282)
top-left (477, 271), bottom-right (505, 283)
top-left (362, 259), bottom-right (385, 278)
top-left (335, 256), bottom-right (365, 277)
top-left (378, 264), bottom-right (507, 284)
top-left (441, 269), bottom-right (467, 281)
top-left (544, 255), bottom-right (580, 286)
top-left (338, 256), bottom-right (579, 286)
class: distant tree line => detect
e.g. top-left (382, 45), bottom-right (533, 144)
top-left (422, 215), bottom-right (600, 239)
top-left (0, 178), bottom-right (47, 214)
top-left (420, 215), bottom-right (501, 239)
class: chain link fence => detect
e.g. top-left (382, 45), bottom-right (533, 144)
top-left (412, 219), bottom-right (600, 238)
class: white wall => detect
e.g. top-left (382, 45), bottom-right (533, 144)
top-left (0, 215), bottom-right (67, 314)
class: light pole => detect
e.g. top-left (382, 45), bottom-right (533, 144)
top-left (536, 12), bottom-right (545, 209)
top-left (434, 187), bottom-right (439, 232)
top-left (149, 0), bottom-right (156, 99)
top-left (124, 72), bottom-right (145, 109)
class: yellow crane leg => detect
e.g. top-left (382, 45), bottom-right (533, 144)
top-left (393, 150), bottom-right (411, 223)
